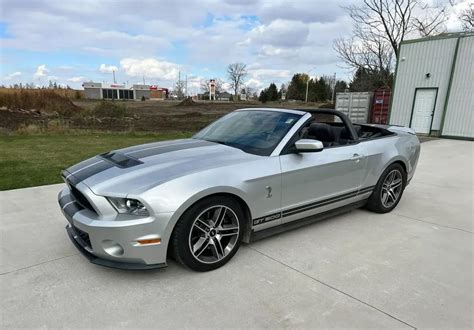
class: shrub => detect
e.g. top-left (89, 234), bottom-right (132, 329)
top-left (92, 101), bottom-right (128, 118)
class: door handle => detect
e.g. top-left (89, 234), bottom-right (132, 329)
top-left (351, 153), bottom-right (364, 163)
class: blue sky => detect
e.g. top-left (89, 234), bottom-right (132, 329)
top-left (0, 0), bottom-right (468, 92)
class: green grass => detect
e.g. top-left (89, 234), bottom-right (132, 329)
top-left (0, 132), bottom-right (193, 190)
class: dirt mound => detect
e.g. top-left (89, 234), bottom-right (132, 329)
top-left (177, 97), bottom-right (197, 106)
top-left (0, 89), bottom-right (81, 116)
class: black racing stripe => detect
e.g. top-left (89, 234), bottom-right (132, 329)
top-left (359, 185), bottom-right (375, 194)
top-left (63, 202), bottom-right (84, 217)
top-left (59, 194), bottom-right (74, 208)
top-left (283, 189), bottom-right (360, 216)
top-left (283, 192), bottom-right (359, 217)
top-left (67, 157), bottom-right (101, 174)
top-left (129, 140), bottom-right (215, 160)
top-left (65, 173), bottom-right (81, 186)
top-left (72, 161), bottom-right (114, 182)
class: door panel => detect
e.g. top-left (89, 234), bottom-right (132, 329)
top-left (411, 89), bottom-right (437, 134)
top-left (279, 144), bottom-right (367, 223)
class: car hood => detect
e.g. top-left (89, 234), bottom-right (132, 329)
top-left (63, 139), bottom-right (260, 196)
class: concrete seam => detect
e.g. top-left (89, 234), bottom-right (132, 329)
top-left (392, 212), bottom-right (473, 234)
top-left (0, 253), bottom-right (79, 276)
top-left (248, 246), bottom-right (417, 329)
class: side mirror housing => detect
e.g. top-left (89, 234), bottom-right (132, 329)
top-left (294, 139), bottom-right (324, 153)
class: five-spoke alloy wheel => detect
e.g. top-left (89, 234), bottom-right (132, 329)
top-left (380, 169), bottom-right (403, 208)
top-left (189, 205), bottom-right (240, 264)
top-left (172, 196), bottom-right (244, 271)
top-left (367, 163), bottom-right (406, 213)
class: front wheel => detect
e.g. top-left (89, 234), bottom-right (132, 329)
top-left (171, 196), bottom-right (244, 271)
top-left (366, 163), bottom-right (406, 213)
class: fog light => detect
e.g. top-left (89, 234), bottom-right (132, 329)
top-left (102, 240), bottom-right (124, 257)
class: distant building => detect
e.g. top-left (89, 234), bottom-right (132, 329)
top-left (82, 82), bottom-right (151, 100)
top-left (217, 92), bottom-right (232, 101)
top-left (390, 32), bottom-right (473, 139)
top-left (149, 86), bottom-right (169, 100)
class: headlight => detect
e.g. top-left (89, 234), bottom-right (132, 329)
top-left (107, 197), bottom-right (149, 216)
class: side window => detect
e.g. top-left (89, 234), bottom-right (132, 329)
top-left (281, 112), bottom-right (357, 154)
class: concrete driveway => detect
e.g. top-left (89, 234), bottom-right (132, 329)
top-left (1, 139), bottom-right (472, 328)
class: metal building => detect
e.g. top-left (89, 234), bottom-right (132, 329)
top-left (389, 32), bottom-right (473, 139)
top-left (83, 82), bottom-right (151, 100)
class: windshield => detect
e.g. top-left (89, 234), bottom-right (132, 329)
top-left (193, 110), bottom-right (302, 156)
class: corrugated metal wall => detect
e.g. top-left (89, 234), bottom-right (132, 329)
top-left (390, 38), bottom-right (458, 131)
top-left (335, 92), bottom-right (373, 123)
top-left (442, 36), bottom-right (474, 138)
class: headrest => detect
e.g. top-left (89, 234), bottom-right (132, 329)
top-left (308, 123), bottom-right (334, 141)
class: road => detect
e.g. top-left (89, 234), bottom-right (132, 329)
top-left (1, 139), bottom-right (472, 328)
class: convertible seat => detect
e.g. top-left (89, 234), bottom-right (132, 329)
top-left (307, 123), bottom-right (336, 147)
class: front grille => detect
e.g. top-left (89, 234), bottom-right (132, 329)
top-left (73, 226), bottom-right (92, 249)
top-left (69, 183), bottom-right (96, 214)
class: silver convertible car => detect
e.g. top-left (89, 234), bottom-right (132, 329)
top-left (59, 109), bottom-right (420, 271)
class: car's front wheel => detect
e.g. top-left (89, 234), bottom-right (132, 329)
top-left (171, 196), bottom-right (244, 271)
top-left (366, 163), bottom-right (406, 213)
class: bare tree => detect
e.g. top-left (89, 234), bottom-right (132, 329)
top-left (334, 0), bottom-right (447, 86)
top-left (459, 3), bottom-right (474, 31)
top-left (227, 63), bottom-right (247, 98)
top-left (413, 3), bottom-right (448, 36)
top-left (174, 79), bottom-right (185, 99)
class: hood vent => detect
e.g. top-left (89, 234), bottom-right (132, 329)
top-left (100, 152), bottom-right (143, 168)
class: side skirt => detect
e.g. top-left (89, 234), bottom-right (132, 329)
top-left (249, 200), bottom-right (367, 242)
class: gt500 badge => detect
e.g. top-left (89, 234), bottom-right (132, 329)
top-left (253, 213), bottom-right (281, 226)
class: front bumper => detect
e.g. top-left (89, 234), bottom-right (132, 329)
top-left (66, 224), bottom-right (166, 270)
top-left (58, 185), bottom-right (173, 270)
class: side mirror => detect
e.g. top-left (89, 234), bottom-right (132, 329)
top-left (294, 139), bottom-right (324, 153)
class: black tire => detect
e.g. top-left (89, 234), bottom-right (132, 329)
top-left (366, 163), bottom-right (407, 213)
top-left (171, 196), bottom-right (244, 272)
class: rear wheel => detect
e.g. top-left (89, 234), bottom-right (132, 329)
top-left (172, 196), bottom-right (243, 271)
top-left (367, 163), bottom-right (406, 213)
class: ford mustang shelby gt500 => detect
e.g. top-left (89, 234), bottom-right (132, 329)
top-left (59, 109), bottom-right (420, 271)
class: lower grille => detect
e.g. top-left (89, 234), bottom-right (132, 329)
top-left (73, 226), bottom-right (92, 249)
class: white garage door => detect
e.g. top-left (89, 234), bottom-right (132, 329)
top-left (411, 89), bottom-right (437, 134)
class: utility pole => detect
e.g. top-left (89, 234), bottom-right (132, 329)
top-left (305, 68), bottom-right (316, 103)
top-left (185, 75), bottom-right (188, 98)
top-left (331, 72), bottom-right (336, 104)
top-left (305, 78), bottom-right (310, 103)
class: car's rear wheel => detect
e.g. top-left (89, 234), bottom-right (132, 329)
top-left (172, 196), bottom-right (243, 271)
top-left (366, 163), bottom-right (406, 213)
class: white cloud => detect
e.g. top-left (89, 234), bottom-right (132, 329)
top-left (34, 64), bottom-right (48, 77)
top-left (47, 75), bottom-right (59, 81)
top-left (120, 58), bottom-right (180, 80)
top-left (5, 71), bottom-right (22, 80)
top-left (67, 76), bottom-right (85, 82)
top-left (1, 0), bottom-right (357, 87)
top-left (99, 64), bottom-right (118, 73)
top-left (250, 19), bottom-right (310, 48)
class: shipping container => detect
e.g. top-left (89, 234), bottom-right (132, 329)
top-left (371, 87), bottom-right (391, 124)
top-left (335, 92), bottom-right (373, 124)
